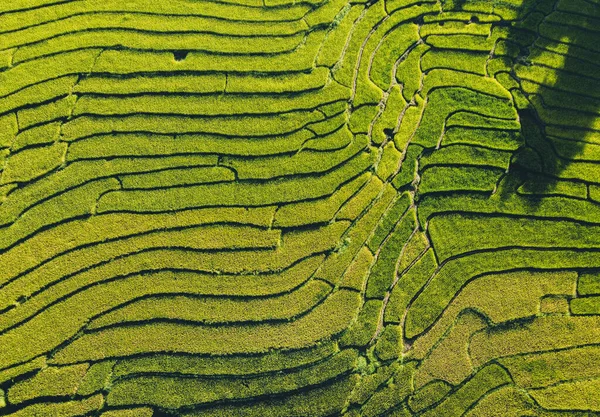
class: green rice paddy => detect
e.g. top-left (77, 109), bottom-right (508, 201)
top-left (0, 0), bottom-right (599, 415)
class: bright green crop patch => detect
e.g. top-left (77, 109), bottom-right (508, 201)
top-left (107, 349), bottom-right (358, 409)
top-left (1, 0), bottom-right (597, 415)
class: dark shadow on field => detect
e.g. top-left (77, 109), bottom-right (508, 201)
top-left (446, 0), bottom-right (599, 207)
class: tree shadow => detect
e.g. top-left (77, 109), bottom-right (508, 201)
top-left (448, 0), bottom-right (599, 207)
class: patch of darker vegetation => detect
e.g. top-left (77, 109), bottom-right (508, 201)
top-left (153, 408), bottom-right (178, 417)
top-left (173, 50), bottom-right (189, 62)
top-left (383, 128), bottom-right (395, 141)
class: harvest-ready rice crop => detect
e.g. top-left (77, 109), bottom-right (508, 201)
top-left (0, 0), bottom-right (599, 415)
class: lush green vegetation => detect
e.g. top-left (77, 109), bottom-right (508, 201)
top-left (0, 0), bottom-right (598, 415)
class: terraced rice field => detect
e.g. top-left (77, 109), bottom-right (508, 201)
top-left (0, 0), bottom-right (599, 415)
